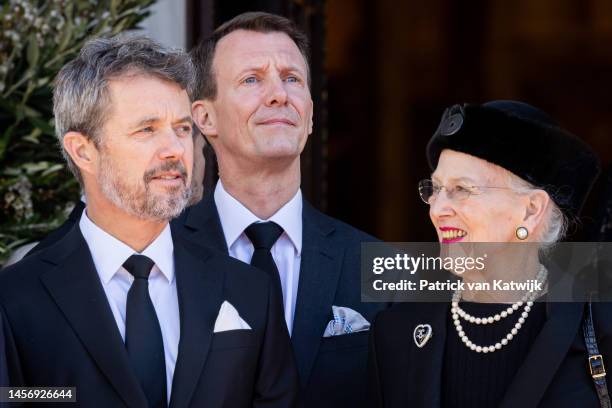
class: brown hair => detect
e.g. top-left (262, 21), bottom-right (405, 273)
top-left (190, 11), bottom-right (310, 100)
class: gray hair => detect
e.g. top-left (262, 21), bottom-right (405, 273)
top-left (53, 34), bottom-right (196, 184)
top-left (505, 172), bottom-right (568, 249)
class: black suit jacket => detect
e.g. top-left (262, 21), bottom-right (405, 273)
top-left (368, 301), bottom-right (612, 408)
top-left (0, 224), bottom-right (299, 408)
top-left (173, 192), bottom-right (389, 408)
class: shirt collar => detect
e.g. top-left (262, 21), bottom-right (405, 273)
top-left (214, 180), bottom-right (303, 255)
top-left (79, 209), bottom-right (175, 284)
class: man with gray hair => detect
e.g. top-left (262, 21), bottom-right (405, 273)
top-left (0, 34), bottom-right (298, 407)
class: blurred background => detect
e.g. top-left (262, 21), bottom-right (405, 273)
top-left (2, 0), bottom-right (612, 264)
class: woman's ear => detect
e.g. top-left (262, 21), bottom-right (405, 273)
top-left (192, 100), bottom-right (218, 140)
top-left (63, 131), bottom-right (98, 176)
top-left (522, 190), bottom-right (551, 239)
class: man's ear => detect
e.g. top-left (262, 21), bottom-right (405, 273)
top-left (192, 100), bottom-right (218, 139)
top-left (63, 131), bottom-right (98, 176)
top-left (308, 99), bottom-right (314, 135)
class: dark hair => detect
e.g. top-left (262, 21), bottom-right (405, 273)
top-left (190, 11), bottom-right (310, 100)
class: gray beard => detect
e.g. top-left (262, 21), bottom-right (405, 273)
top-left (97, 157), bottom-right (192, 221)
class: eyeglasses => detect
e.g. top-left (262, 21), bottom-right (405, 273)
top-left (418, 179), bottom-right (513, 204)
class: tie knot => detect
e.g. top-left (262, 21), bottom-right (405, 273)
top-left (245, 221), bottom-right (284, 250)
top-left (123, 254), bottom-right (155, 280)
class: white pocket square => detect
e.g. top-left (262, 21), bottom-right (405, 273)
top-left (323, 305), bottom-right (370, 337)
top-left (213, 301), bottom-right (252, 333)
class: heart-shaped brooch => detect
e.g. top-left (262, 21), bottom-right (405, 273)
top-left (413, 324), bottom-right (433, 348)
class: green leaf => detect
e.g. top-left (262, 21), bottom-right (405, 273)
top-left (22, 105), bottom-right (41, 118)
top-left (22, 161), bottom-right (51, 174)
top-left (7, 238), bottom-right (30, 251)
top-left (37, 77), bottom-right (50, 88)
top-left (111, 18), bottom-right (129, 34)
top-left (41, 164), bottom-right (64, 177)
top-left (64, 1), bottom-right (74, 21)
top-left (23, 128), bottom-right (43, 144)
top-left (57, 21), bottom-right (73, 52)
top-left (116, 5), bottom-right (147, 20)
top-left (15, 104), bottom-right (25, 122)
top-left (0, 124), bottom-right (16, 160)
top-left (27, 34), bottom-right (40, 68)
top-left (111, 0), bottom-right (120, 18)
top-left (3, 167), bottom-right (21, 177)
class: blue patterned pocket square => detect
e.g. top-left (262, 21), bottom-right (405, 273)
top-left (323, 305), bottom-right (370, 337)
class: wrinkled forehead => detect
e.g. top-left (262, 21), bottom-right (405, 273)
top-left (213, 29), bottom-right (308, 74)
top-left (432, 149), bottom-right (510, 185)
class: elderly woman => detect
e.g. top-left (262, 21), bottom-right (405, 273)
top-left (367, 101), bottom-right (611, 407)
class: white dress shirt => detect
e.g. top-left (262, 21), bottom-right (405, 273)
top-left (79, 211), bottom-right (179, 402)
top-left (214, 181), bottom-right (302, 335)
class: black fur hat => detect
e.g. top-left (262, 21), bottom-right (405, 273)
top-left (426, 100), bottom-right (601, 219)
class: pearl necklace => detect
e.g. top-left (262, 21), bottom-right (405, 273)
top-left (451, 265), bottom-right (547, 353)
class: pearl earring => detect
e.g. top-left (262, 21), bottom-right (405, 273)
top-left (516, 226), bottom-right (529, 240)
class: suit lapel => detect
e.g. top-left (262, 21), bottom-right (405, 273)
top-left (176, 193), bottom-right (227, 253)
top-left (499, 301), bottom-right (584, 408)
top-left (68, 200), bottom-right (86, 221)
top-left (39, 226), bottom-right (148, 408)
top-left (169, 241), bottom-right (223, 408)
top-left (290, 201), bottom-right (343, 388)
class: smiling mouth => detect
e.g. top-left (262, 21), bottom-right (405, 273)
top-left (440, 227), bottom-right (467, 243)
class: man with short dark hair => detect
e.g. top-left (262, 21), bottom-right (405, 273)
top-left (176, 12), bottom-right (387, 408)
top-left (0, 34), bottom-right (298, 407)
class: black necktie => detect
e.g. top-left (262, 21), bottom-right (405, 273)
top-left (245, 222), bottom-right (284, 302)
top-left (123, 255), bottom-right (167, 408)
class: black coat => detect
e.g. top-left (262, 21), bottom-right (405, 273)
top-left (368, 301), bottom-right (612, 408)
top-left (0, 224), bottom-right (299, 408)
top-left (173, 192), bottom-right (389, 408)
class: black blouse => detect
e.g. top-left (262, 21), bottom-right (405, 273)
top-left (441, 300), bottom-right (547, 408)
